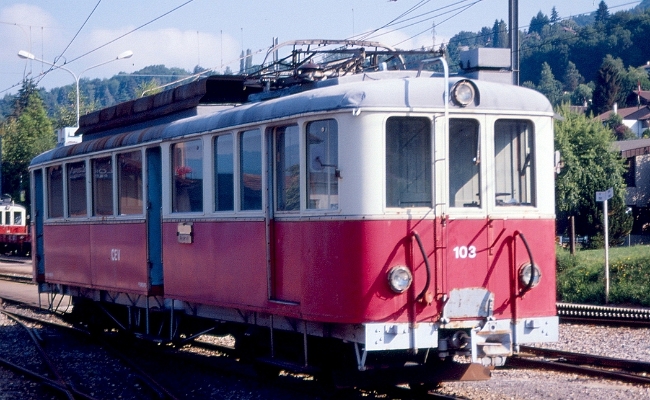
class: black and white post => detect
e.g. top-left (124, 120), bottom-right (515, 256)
top-left (596, 187), bottom-right (613, 304)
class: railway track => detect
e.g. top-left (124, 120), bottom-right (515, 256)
top-left (557, 302), bottom-right (650, 325)
top-left (509, 345), bottom-right (650, 385)
top-left (0, 305), bottom-right (463, 399)
top-left (0, 307), bottom-right (180, 400)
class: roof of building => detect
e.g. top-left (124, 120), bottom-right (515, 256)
top-left (614, 138), bottom-right (650, 158)
top-left (598, 105), bottom-right (650, 121)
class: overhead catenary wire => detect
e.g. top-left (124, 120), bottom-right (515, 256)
top-left (33, 0), bottom-right (103, 88)
top-left (3, 0), bottom-right (196, 95)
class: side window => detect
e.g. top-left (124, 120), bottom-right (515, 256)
top-left (93, 157), bottom-right (113, 216)
top-left (214, 134), bottom-right (234, 211)
top-left (118, 151), bottom-right (143, 215)
top-left (449, 119), bottom-right (481, 208)
top-left (240, 129), bottom-right (262, 210)
top-left (386, 117), bottom-right (431, 208)
top-left (172, 140), bottom-right (203, 213)
top-left (47, 166), bottom-right (63, 218)
top-left (494, 120), bottom-right (535, 206)
top-left (274, 125), bottom-right (300, 211)
top-left (67, 161), bottom-right (87, 217)
top-left (307, 119), bottom-right (338, 210)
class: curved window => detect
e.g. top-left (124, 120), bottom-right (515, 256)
top-left (172, 140), bottom-right (203, 213)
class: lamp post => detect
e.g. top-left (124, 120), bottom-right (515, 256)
top-left (17, 50), bottom-right (133, 128)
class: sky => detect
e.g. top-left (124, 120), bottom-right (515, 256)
top-left (0, 0), bottom-right (643, 95)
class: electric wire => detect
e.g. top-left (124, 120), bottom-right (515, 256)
top-left (33, 0), bottom-right (102, 88)
top-left (3, 0), bottom-right (195, 95)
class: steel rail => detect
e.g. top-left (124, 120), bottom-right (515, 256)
top-left (0, 309), bottom-right (85, 400)
top-left (1, 308), bottom-right (180, 400)
top-left (510, 346), bottom-right (650, 385)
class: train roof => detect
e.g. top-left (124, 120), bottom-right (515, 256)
top-left (31, 72), bottom-right (552, 166)
top-left (32, 41), bottom-right (553, 167)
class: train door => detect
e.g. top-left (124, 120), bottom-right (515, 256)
top-left (266, 125), bottom-right (301, 304)
top-left (146, 147), bottom-right (163, 288)
top-left (386, 116), bottom-right (437, 309)
top-left (32, 169), bottom-right (45, 279)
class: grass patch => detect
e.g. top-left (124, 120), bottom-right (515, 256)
top-left (556, 245), bottom-right (650, 307)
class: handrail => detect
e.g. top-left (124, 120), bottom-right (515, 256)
top-left (411, 231), bottom-right (431, 304)
top-left (515, 231), bottom-right (536, 292)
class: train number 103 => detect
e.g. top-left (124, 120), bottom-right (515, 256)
top-left (452, 245), bottom-right (477, 259)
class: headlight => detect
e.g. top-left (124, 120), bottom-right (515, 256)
top-left (518, 262), bottom-right (541, 289)
top-left (387, 266), bottom-right (412, 294)
top-left (451, 80), bottom-right (475, 107)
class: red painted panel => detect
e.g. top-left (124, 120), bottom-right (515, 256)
top-left (163, 221), bottom-right (268, 308)
top-left (90, 223), bottom-right (148, 294)
top-left (43, 224), bottom-right (91, 285)
top-left (159, 217), bottom-right (555, 325)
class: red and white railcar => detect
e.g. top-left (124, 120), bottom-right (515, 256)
top-left (0, 198), bottom-right (30, 256)
top-left (30, 41), bottom-right (558, 385)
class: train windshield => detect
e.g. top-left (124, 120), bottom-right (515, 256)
top-left (494, 120), bottom-right (535, 207)
top-left (449, 119), bottom-right (481, 208)
top-left (385, 117), bottom-right (432, 208)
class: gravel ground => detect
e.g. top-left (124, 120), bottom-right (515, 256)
top-left (1, 305), bottom-right (650, 399)
top-left (436, 323), bottom-right (650, 399)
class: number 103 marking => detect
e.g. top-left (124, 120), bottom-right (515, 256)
top-left (453, 245), bottom-right (477, 259)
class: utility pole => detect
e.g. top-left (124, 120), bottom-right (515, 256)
top-left (509, 0), bottom-right (519, 85)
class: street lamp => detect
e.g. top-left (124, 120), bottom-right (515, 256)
top-left (17, 50), bottom-right (133, 128)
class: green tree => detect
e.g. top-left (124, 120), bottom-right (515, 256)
top-left (550, 6), bottom-right (559, 24)
top-left (571, 83), bottom-right (593, 106)
top-left (135, 79), bottom-right (162, 98)
top-left (604, 112), bottom-right (635, 140)
top-left (1, 80), bottom-right (56, 207)
top-left (555, 104), bottom-right (632, 245)
top-left (595, 1), bottom-right (610, 25)
top-left (592, 55), bottom-right (623, 115)
top-left (537, 62), bottom-right (563, 105)
top-left (491, 19), bottom-right (508, 48)
top-left (563, 61), bottom-right (584, 92)
top-left (529, 11), bottom-right (550, 35)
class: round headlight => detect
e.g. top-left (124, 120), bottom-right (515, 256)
top-left (451, 80), bottom-right (475, 107)
top-left (387, 266), bottom-right (413, 294)
top-left (518, 262), bottom-right (541, 289)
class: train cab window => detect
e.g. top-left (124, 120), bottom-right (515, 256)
top-left (118, 151), bottom-right (143, 215)
top-left (92, 157), bottom-right (113, 216)
top-left (494, 120), bottom-right (535, 207)
top-left (274, 125), bottom-right (300, 211)
top-left (449, 119), bottom-right (481, 208)
top-left (172, 140), bottom-right (203, 213)
top-left (240, 129), bottom-right (262, 210)
top-left (307, 119), bottom-right (338, 210)
top-left (67, 161), bottom-right (87, 217)
top-left (386, 117), bottom-right (431, 208)
top-left (214, 134), bottom-right (234, 211)
top-left (47, 166), bottom-right (64, 218)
